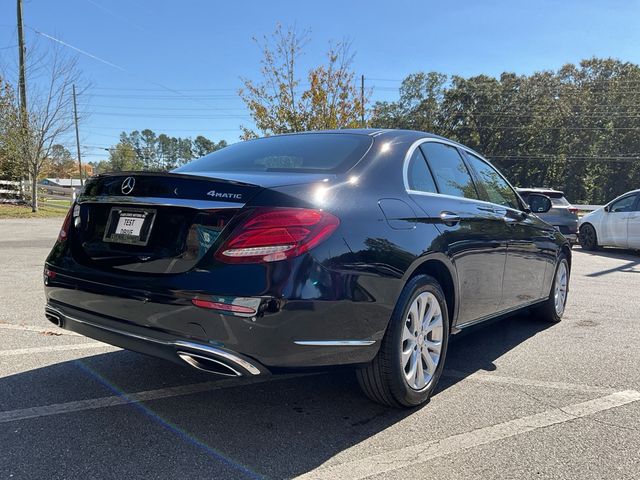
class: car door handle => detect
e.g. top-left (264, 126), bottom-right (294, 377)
top-left (440, 211), bottom-right (460, 226)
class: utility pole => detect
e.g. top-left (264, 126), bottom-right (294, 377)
top-left (17, 0), bottom-right (27, 123)
top-left (17, 0), bottom-right (33, 209)
top-left (72, 84), bottom-right (84, 186)
top-left (360, 74), bottom-right (365, 128)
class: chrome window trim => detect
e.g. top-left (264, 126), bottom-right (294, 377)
top-left (402, 137), bottom-right (477, 194)
top-left (402, 137), bottom-right (526, 214)
top-left (294, 340), bottom-right (376, 346)
top-left (78, 196), bottom-right (244, 210)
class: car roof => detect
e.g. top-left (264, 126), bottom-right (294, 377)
top-left (272, 128), bottom-right (445, 139)
top-left (269, 128), bottom-right (487, 157)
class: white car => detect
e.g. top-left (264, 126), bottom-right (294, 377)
top-left (579, 189), bottom-right (640, 250)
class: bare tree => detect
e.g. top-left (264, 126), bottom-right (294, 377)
top-left (11, 44), bottom-right (85, 212)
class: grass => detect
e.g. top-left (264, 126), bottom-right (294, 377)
top-left (0, 201), bottom-right (70, 218)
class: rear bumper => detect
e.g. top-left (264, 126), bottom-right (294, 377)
top-left (552, 225), bottom-right (578, 243)
top-left (45, 303), bottom-right (268, 376)
top-left (43, 268), bottom-right (387, 371)
top-left (563, 233), bottom-right (578, 244)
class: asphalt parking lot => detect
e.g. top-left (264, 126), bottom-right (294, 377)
top-left (1, 218), bottom-right (640, 480)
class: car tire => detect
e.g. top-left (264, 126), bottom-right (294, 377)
top-left (356, 275), bottom-right (450, 408)
top-left (532, 254), bottom-right (569, 323)
top-left (579, 224), bottom-right (599, 251)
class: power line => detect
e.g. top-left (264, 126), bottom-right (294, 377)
top-left (86, 112), bottom-right (251, 119)
top-left (27, 26), bottom-right (241, 116)
top-left (86, 93), bottom-right (244, 100)
top-left (83, 0), bottom-right (148, 34)
top-left (490, 154), bottom-right (640, 158)
top-left (491, 156), bottom-right (640, 163)
top-left (84, 126), bottom-right (242, 132)
top-left (467, 126), bottom-right (640, 130)
top-left (78, 103), bottom-right (248, 111)
top-left (28, 26), bottom-right (126, 70)
top-left (368, 77), bottom-right (640, 86)
top-left (91, 87), bottom-right (240, 92)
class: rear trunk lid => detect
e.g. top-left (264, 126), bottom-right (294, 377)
top-left (70, 171), bottom-right (332, 275)
top-left (71, 172), bottom-right (263, 275)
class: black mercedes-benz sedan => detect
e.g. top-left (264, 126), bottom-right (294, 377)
top-left (44, 129), bottom-right (571, 407)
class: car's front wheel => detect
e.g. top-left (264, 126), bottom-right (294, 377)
top-left (580, 224), bottom-right (599, 251)
top-left (357, 275), bottom-right (450, 408)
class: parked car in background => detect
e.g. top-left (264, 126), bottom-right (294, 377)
top-left (579, 189), bottom-right (640, 250)
top-left (517, 188), bottom-right (579, 243)
top-left (44, 130), bottom-right (571, 408)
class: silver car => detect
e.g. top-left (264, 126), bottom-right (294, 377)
top-left (517, 188), bottom-right (579, 243)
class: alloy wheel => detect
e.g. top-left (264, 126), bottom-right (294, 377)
top-left (581, 225), bottom-right (595, 249)
top-left (554, 261), bottom-right (568, 316)
top-left (401, 292), bottom-right (443, 390)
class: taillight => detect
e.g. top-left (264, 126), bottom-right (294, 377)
top-left (58, 207), bottom-right (73, 242)
top-left (568, 207), bottom-right (579, 215)
top-left (215, 207), bottom-right (340, 263)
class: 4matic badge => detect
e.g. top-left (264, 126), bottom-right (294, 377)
top-left (206, 190), bottom-right (242, 200)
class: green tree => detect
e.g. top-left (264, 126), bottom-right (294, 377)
top-left (108, 142), bottom-right (142, 172)
top-left (373, 72), bottom-right (447, 133)
top-left (370, 58), bottom-right (640, 204)
top-left (0, 78), bottom-right (24, 181)
top-left (193, 136), bottom-right (227, 158)
top-left (239, 24), bottom-right (367, 138)
top-left (46, 144), bottom-right (76, 178)
top-left (140, 129), bottom-right (158, 170)
top-left (106, 130), bottom-right (224, 171)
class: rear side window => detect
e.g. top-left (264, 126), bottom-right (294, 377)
top-left (464, 153), bottom-right (520, 210)
top-left (407, 148), bottom-right (437, 193)
top-left (420, 143), bottom-right (478, 199)
top-left (175, 133), bottom-right (373, 174)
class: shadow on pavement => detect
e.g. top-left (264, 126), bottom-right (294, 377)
top-left (574, 246), bottom-right (640, 277)
top-left (0, 311), bottom-right (551, 479)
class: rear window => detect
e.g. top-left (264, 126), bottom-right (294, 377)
top-left (519, 191), bottom-right (569, 206)
top-left (174, 133), bottom-right (373, 174)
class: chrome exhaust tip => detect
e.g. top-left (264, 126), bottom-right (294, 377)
top-left (177, 351), bottom-right (243, 377)
top-left (45, 310), bottom-right (63, 327)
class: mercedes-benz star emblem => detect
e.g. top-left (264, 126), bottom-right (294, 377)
top-left (121, 176), bottom-right (135, 195)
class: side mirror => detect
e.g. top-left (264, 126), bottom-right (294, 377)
top-left (603, 205), bottom-right (610, 213)
top-left (526, 193), bottom-right (552, 214)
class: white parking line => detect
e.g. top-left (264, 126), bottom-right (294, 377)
top-left (0, 342), bottom-right (113, 356)
top-left (0, 374), bottom-right (310, 424)
top-left (298, 390), bottom-right (640, 480)
top-left (444, 369), bottom-right (617, 394)
top-left (0, 323), bottom-right (79, 336)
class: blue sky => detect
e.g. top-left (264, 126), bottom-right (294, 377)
top-left (1, 0), bottom-right (639, 162)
